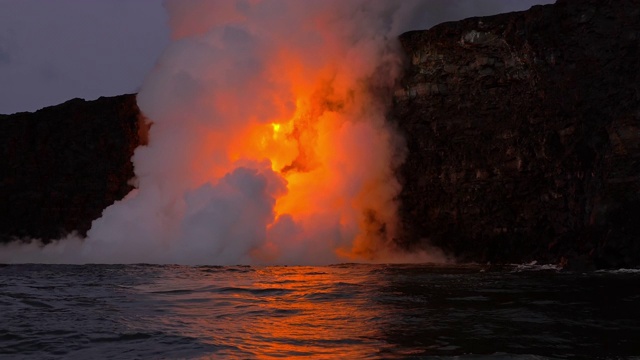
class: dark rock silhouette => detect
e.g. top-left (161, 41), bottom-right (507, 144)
top-left (1, 0), bottom-right (639, 268)
top-left (393, 0), bottom-right (640, 269)
top-left (0, 95), bottom-right (147, 243)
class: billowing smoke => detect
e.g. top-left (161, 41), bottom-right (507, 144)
top-left (1, 0), bottom-right (551, 265)
top-left (95, 0), bottom-right (414, 265)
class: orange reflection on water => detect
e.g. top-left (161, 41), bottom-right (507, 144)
top-left (144, 265), bottom-right (391, 359)
top-left (242, 266), bottom-right (384, 358)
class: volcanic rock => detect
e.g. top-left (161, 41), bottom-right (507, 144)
top-left (393, 0), bottom-right (640, 269)
top-left (0, 95), bottom-right (147, 243)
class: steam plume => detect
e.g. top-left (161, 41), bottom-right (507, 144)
top-left (100, 0), bottom-right (413, 265)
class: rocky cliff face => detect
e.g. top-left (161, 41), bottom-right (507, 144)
top-left (393, 0), bottom-right (640, 269)
top-left (0, 95), bottom-right (147, 242)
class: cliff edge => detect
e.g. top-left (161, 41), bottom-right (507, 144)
top-left (0, 94), bottom-right (147, 242)
top-left (393, 0), bottom-right (640, 269)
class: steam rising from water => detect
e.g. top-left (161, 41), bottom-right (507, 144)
top-left (1, 1), bottom-right (549, 265)
top-left (100, 0), bottom-right (418, 265)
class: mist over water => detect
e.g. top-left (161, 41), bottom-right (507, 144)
top-left (1, 1), bottom-right (552, 265)
top-left (2, 264), bottom-right (639, 359)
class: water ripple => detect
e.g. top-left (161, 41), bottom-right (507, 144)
top-left (1, 264), bottom-right (639, 359)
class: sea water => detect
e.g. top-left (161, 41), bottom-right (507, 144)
top-left (1, 263), bottom-right (639, 359)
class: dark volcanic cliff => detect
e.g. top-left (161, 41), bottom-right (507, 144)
top-left (0, 95), bottom-right (146, 242)
top-left (393, 0), bottom-right (640, 269)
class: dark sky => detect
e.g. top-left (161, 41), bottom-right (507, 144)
top-left (0, 0), bottom-right (169, 114)
top-left (0, 0), bottom-right (553, 115)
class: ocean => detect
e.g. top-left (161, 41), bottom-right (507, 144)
top-left (1, 263), bottom-right (639, 359)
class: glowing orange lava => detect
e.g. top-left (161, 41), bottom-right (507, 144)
top-left (217, 71), bottom-right (377, 261)
top-left (132, 1), bottom-right (408, 264)
top-left (234, 93), bottom-right (338, 217)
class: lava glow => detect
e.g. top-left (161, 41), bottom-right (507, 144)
top-left (167, 48), bottom-right (407, 263)
top-left (130, 0), bottom-right (417, 265)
